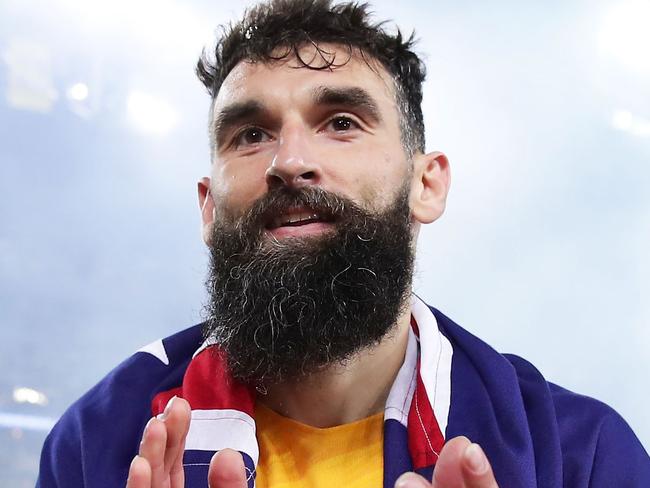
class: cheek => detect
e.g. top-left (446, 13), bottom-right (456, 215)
top-left (353, 152), bottom-right (409, 207)
top-left (211, 160), bottom-right (268, 216)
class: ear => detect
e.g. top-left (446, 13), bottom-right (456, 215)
top-left (410, 151), bottom-right (451, 224)
top-left (198, 177), bottom-right (216, 246)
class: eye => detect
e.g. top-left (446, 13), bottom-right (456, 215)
top-left (326, 116), bottom-right (360, 132)
top-left (235, 127), bottom-right (271, 147)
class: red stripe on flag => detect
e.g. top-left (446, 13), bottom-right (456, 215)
top-left (408, 360), bottom-right (445, 469)
top-left (151, 346), bottom-right (255, 417)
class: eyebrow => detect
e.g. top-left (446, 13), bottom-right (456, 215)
top-left (213, 100), bottom-right (265, 149)
top-left (311, 86), bottom-right (383, 124)
top-left (212, 86), bottom-right (383, 149)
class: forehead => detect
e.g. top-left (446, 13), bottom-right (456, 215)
top-left (213, 44), bottom-right (398, 114)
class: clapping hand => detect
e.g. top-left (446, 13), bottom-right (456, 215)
top-left (126, 397), bottom-right (247, 488)
top-left (126, 397), bottom-right (497, 488)
top-left (395, 436), bottom-right (499, 488)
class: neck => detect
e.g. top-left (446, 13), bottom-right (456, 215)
top-left (257, 305), bottom-right (411, 428)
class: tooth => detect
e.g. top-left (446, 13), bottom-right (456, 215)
top-left (274, 211), bottom-right (322, 227)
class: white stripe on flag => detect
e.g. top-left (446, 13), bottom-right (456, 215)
top-left (384, 325), bottom-right (418, 426)
top-left (185, 408), bottom-right (259, 465)
top-left (411, 295), bottom-right (453, 438)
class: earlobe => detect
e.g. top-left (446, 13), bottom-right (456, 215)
top-left (198, 177), bottom-right (216, 245)
top-left (410, 151), bottom-right (451, 224)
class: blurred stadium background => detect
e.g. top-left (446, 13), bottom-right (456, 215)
top-left (1, 0), bottom-right (649, 485)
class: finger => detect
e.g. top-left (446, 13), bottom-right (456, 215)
top-left (208, 448), bottom-right (248, 488)
top-left (461, 443), bottom-right (498, 488)
top-left (126, 455), bottom-right (151, 488)
top-left (431, 436), bottom-right (471, 488)
top-left (394, 471), bottom-right (432, 487)
top-left (161, 397), bottom-right (192, 487)
top-left (138, 418), bottom-right (168, 486)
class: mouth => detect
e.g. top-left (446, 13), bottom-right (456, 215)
top-left (265, 206), bottom-right (335, 238)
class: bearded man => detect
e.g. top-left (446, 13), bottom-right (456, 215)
top-left (38, 1), bottom-right (650, 487)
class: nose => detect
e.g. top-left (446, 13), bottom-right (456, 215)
top-left (265, 128), bottom-right (321, 190)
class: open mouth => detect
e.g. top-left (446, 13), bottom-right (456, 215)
top-left (265, 206), bottom-right (335, 235)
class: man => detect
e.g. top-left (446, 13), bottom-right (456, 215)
top-left (38, 0), bottom-right (650, 487)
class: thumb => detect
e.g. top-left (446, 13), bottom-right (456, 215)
top-left (208, 449), bottom-right (248, 488)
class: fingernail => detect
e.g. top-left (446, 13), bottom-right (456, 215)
top-left (465, 443), bottom-right (488, 474)
top-left (141, 418), bottom-right (154, 445)
top-left (127, 455), bottom-right (141, 481)
top-left (160, 395), bottom-right (177, 420)
top-left (394, 472), bottom-right (424, 488)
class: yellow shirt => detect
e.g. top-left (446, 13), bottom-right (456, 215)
top-left (254, 402), bottom-right (384, 488)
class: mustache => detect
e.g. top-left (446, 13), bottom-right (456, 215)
top-left (231, 186), bottom-right (361, 234)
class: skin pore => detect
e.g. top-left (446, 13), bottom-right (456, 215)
top-left (197, 44), bottom-right (450, 428)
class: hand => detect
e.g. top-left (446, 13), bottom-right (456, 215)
top-left (126, 397), bottom-right (248, 488)
top-left (394, 436), bottom-right (498, 488)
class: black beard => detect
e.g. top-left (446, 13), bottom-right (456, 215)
top-left (203, 183), bottom-right (414, 387)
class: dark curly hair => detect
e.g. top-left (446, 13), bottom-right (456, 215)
top-left (196, 0), bottom-right (426, 156)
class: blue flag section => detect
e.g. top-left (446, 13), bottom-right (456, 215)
top-left (37, 297), bottom-right (650, 487)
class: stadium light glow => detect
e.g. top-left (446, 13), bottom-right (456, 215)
top-left (612, 109), bottom-right (650, 138)
top-left (599, 0), bottom-right (650, 74)
top-left (0, 412), bottom-right (56, 432)
top-left (127, 91), bottom-right (177, 135)
top-left (13, 386), bottom-right (48, 406)
top-left (67, 82), bottom-right (89, 101)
